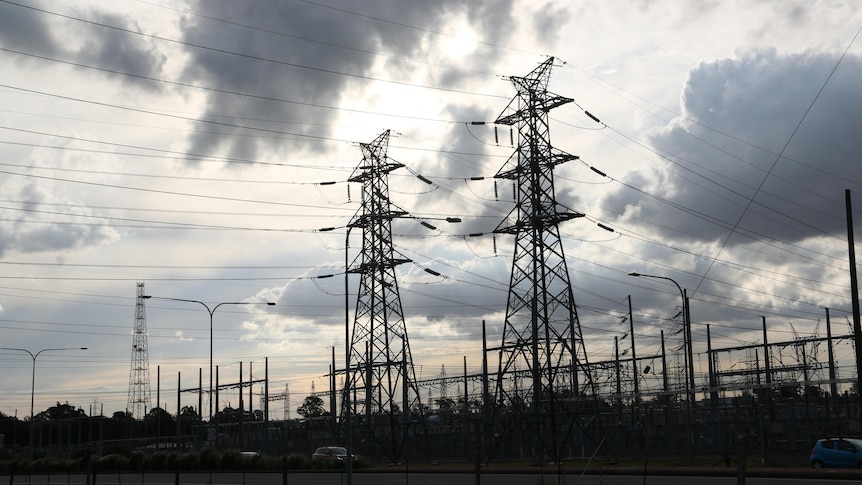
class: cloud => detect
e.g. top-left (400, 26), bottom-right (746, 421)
top-left (0, 2), bottom-right (167, 90)
top-left (0, 1), bottom-right (61, 56)
top-left (0, 178), bottom-right (119, 257)
top-left (176, 0), bottom-right (518, 162)
top-left (173, 330), bottom-right (194, 342)
top-left (603, 48), bottom-right (862, 245)
top-left (73, 11), bottom-right (168, 92)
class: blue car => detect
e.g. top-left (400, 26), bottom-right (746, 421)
top-left (810, 438), bottom-right (862, 468)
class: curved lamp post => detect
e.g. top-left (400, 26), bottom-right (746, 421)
top-left (142, 296), bottom-right (275, 423)
top-left (1, 346), bottom-right (87, 453)
top-left (628, 271), bottom-right (694, 464)
top-left (627, 272), bottom-right (693, 399)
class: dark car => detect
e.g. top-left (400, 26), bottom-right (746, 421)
top-left (312, 446), bottom-right (350, 461)
top-left (810, 438), bottom-right (862, 468)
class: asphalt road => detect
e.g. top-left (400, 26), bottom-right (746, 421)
top-left (2, 472), bottom-right (862, 485)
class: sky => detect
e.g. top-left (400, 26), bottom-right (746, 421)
top-left (1, 0), bottom-right (861, 420)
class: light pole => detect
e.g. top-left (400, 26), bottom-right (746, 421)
top-left (312, 224), bottom-right (359, 483)
top-left (628, 271), bottom-right (694, 463)
top-left (1, 347), bottom-right (87, 453)
top-left (142, 296), bottom-right (275, 424)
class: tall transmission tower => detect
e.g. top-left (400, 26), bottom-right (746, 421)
top-left (489, 57), bottom-right (598, 462)
top-left (127, 282), bottom-right (152, 418)
top-left (344, 129), bottom-right (423, 462)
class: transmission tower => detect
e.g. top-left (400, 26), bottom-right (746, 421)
top-left (439, 364), bottom-right (448, 401)
top-left (127, 282), bottom-right (152, 418)
top-left (267, 383), bottom-right (291, 420)
top-left (344, 129), bottom-right (423, 462)
top-left (489, 57), bottom-right (598, 462)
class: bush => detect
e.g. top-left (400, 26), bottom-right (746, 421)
top-left (0, 459), bottom-right (23, 474)
top-left (284, 453), bottom-right (308, 470)
top-left (146, 451), bottom-right (177, 471)
top-left (95, 453), bottom-right (131, 472)
top-left (220, 449), bottom-right (241, 470)
top-left (30, 457), bottom-right (65, 473)
top-left (130, 451), bottom-right (145, 471)
top-left (178, 451), bottom-right (201, 470)
top-left (200, 447), bottom-right (221, 470)
top-left (257, 454), bottom-right (282, 470)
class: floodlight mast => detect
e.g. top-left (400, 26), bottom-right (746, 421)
top-left (143, 296), bottom-right (275, 424)
top-left (1, 346), bottom-right (87, 454)
top-left (628, 271), bottom-right (694, 464)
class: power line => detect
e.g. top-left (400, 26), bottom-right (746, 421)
top-left (0, 1), bottom-right (507, 99)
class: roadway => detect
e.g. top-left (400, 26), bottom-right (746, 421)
top-left (3, 472), bottom-right (862, 484)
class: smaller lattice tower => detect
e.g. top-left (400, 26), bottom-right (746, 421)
top-left (267, 383), bottom-right (291, 420)
top-left (439, 364), bottom-right (448, 401)
top-left (127, 282), bottom-right (152, 418)
top-left (284, 384), bottom-right (291, 420)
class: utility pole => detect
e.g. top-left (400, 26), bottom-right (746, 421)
top-left (846, 189), bottom-right (862, 431)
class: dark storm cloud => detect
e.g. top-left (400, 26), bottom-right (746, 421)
top-left (74, 12), bottom-right (167, 92)
top-left (0, 2), bottom-right (166, 89)
top-left (0, 1), bottom-right (60, 55)
top-left (605, 48), bottom-right (862, 244)
top-left (530, 2), bottom-right (568, 47)
top-left (178, 0), bottom-right (517, 162)
top-left (0, 182), bottom-right (117, 256)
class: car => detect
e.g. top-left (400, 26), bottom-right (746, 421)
top-left (810, 437), bottom-right (862, 468)
top-left (312, 446), bottom-right (350, 461)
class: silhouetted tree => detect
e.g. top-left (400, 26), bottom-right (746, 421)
top-left (34, 402), bottom-right (86, 422)
top-left (296, 395), bottom-right (328, 418)
top-left (144, 407), bottom-right (176, 438)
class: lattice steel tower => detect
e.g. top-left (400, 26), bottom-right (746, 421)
top-left (127, 282), bottom-right (152, 418)
top-left (345, 130), bottom-right (422, 462)
top-left (490, 58), bottom-right (597, 462)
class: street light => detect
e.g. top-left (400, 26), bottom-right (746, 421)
top-left (627, 272), bottom-right (694, 399)
top-left (0, 346), bottom-right (87, 452)
top-left (628, 271), bottom-right (694, 463)
top-left (142, 296), bottom-right (275, 423)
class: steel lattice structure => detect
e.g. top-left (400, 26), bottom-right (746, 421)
top-left (127, 282), bottom-right (152, 418)
top-left (489, 58), bottom-right (599, 462)
top-left (344, 130), bottom-right (423, 462)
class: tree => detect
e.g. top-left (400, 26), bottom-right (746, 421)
top-left (296, 395), bottom-right (328, 418)
top-left (112, 410), bottom-right (133, 421)
top-left (0, 411), bottom-right (25, 447)
top-left (216, 406), bottom-right (241, 424)
top-left (144, 407), bottom-right (176, 438)
top-left (34, 402), bottom-right (86, 422)
top-left (178, 405), bottom-right (200, 422)
top-left (435, 397), bottom-right (457, 415)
